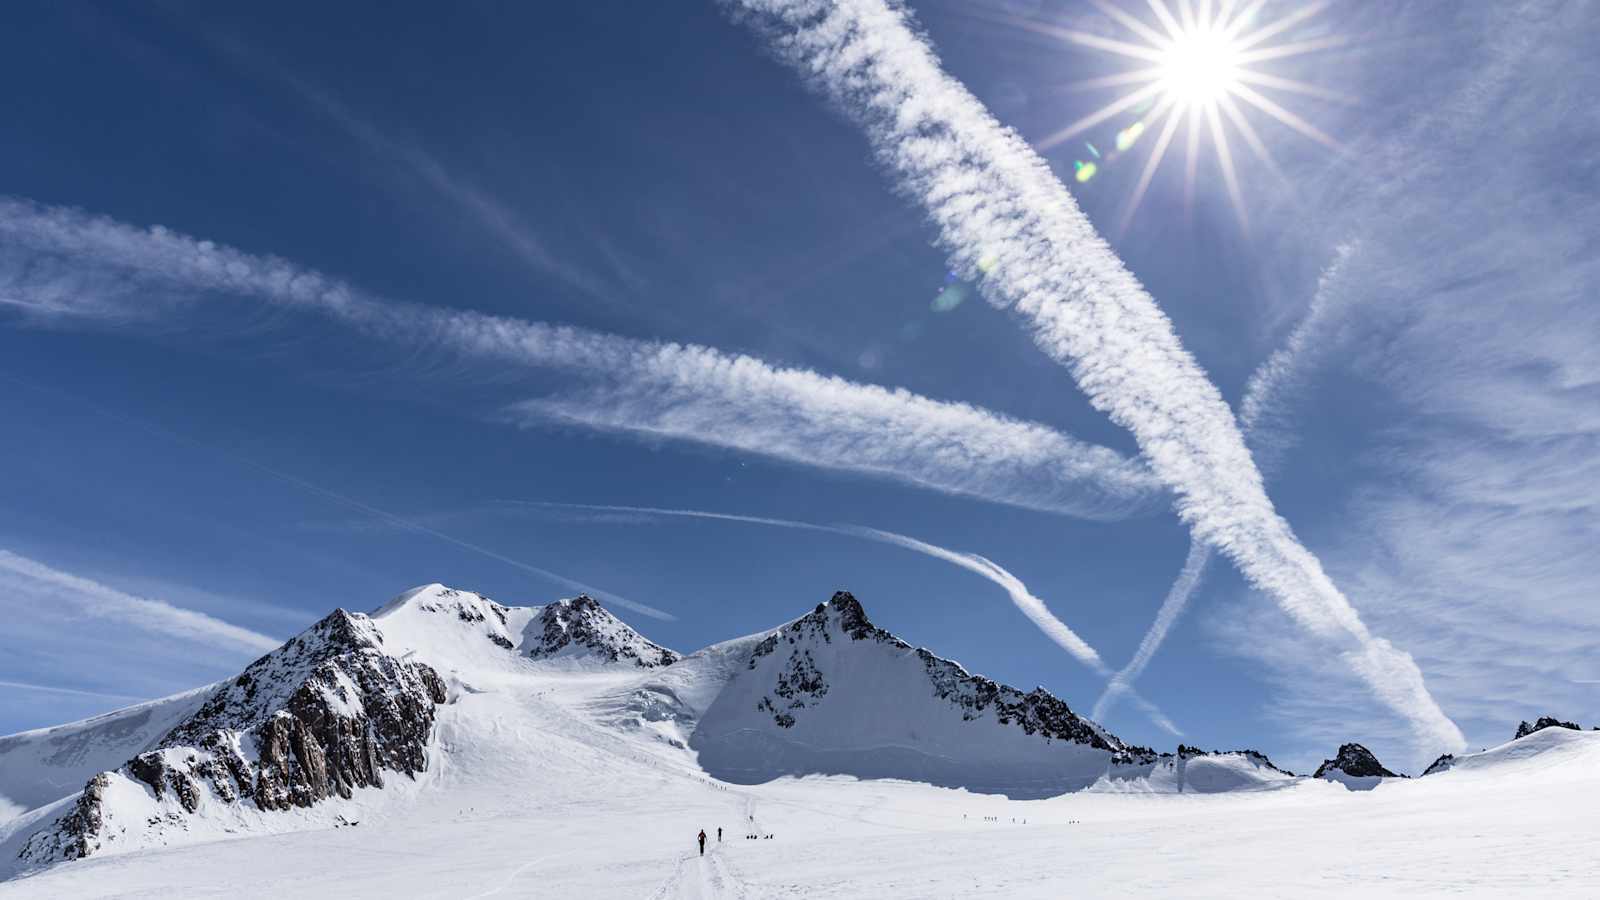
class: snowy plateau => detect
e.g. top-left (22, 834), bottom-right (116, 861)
top-left (0, 584), bottom-right (1595, 898)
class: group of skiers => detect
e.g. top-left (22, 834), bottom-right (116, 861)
top-left (696, 827), bottom-right (721, 855)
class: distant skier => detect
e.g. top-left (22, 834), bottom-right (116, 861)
top-left (698, 829), bottom-right (707, 856)
top-left (717, 827), bottom-right (722, 843)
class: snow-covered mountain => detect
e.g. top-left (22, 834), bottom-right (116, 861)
top-left (524, 595), bottom-right (679, 667)
top-left (11, 607), bottom-right (449, 866)
top-left (0, 583), bottom-right (678, 870)
top-left (612, 591), bottom-right (1140, 798)
top-left (594, 591), bottom-right (1301, 798)
top-left (368, 583), bottom-right (677, 668)
top-left (1313, 743), bottom-right (1402, 790)
top-left (5, 583), bottom-right (1598, 895)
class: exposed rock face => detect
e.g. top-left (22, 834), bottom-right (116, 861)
top-left (525, 595), bottom-right (678, 667)
top-left (16, 774), bottom-right (111, 863)
top-left (17, 609), bottom-right (448, 866)
top-left (1514, 717), bottom-right (1581, 740)
top-left (1313, 743), bottom-right (1399, 779)
top-left (1422, 753), bottom-right (1456, 776)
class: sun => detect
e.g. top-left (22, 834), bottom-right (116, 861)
top-left (1157, 25), bottom-right (1243, 107)
top-left (998, 0), bottom-right (1348, 234)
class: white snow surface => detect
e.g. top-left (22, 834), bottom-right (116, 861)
top-left (0, 686), bottom-right (214, 817)
top-left (1, 584), bottom-right (1597, 897)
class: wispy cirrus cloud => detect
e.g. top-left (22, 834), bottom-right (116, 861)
top-left (0, 368), bottom-right (669, 622)
top-left (520, 500), bottom-right (1180, 735)
top-left (0, 196), bottom-right (1162, 521)
top-left (0, 549), bottom-right (278, 653)
top-left (727, 0), bottom-right (1463, 752)
top-left (1207, 0), bottom-right (1600, 764)
top-left (0, 551), bottom-right (255, 738)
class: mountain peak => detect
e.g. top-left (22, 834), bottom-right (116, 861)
top-left (1514, 716), bottom-right (1581, 740)
top-left (1314, 743), bottom-right (1399, 780)
top-left (526, 596), bottom-right (678, 667)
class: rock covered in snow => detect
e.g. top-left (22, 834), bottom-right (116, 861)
top-left (1422, 753), bottom-right (1456, 776)
top-left (757, 592), bottom-right (1113, 748)
top-left (1313, 743), bottom-right (1400, 780)
top-left (16, 608), bottom-right (447, 866)
top-left (685, 591), bottom-right (1141, 797)
top-left (525, 595), bottom-right (678, 667)
top-left (1514, 717), bottom-right (1581, 740)
top-left (372, 584), bottom-right (678, 668)
top-left (1176, 745), bottom-right (1295, 776)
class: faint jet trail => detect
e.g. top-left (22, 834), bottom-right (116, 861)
top-left (520, 500), bottom-right (1181, 735)
top-left (0, 371), bottom-right (669, 621)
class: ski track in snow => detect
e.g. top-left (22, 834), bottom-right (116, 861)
top-left (462, 855), bottom-right (550, 899)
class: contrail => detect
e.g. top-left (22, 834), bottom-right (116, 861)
top-left (1095, 243), bottom-right (1360, 721)
top-left (0, 197), bottom-right (1161, 522)
top-left (520, 500), bottom-right (1181, 735)
top-left (245, 467), bottom-right (674, 622)
top-left (728, 0), bottom-right (1463, 751)
top-left (0, 371), bottom-right (669, 622)
top-left (0, 550), bottom-right (280, 653)
top-left (1093, 538), bottom-right (1211, 721)
top-left (0, 679), bottom-right (151, 705)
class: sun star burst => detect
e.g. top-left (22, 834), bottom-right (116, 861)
top-left (1011, 0), bottom-right (1348, 234)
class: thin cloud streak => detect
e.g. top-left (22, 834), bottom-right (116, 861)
top-left (521, 500), bottom-right (1181, 735)
top-left (241, 465), bottom-right (674, 623)
top-left (1095, 243), bottom-right (1361, 721)
top-left (1094, 537), bottom-right (1211, 721)
top-left (0, 196), bottom-right (1163, 522)
top-left (0, 369), bottom-right (667, 623)
top-left (728, 0), bottom-right (1462, 751)
top-left (0, 680), bottom-right (151, 705)
top-left (0, 550), bottom-right (279, 654)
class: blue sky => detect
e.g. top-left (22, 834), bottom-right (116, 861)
top-left (1, 0), bottom-right (1595, 773)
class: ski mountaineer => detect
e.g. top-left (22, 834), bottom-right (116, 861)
top-left (717, 827), bottom-right (722, 842)
top-left (698, 829), bottom-right (707, 856)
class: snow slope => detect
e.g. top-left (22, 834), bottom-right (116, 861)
top-left (3, 688), bottom-right (1596, 898)
top-left (0, 686), bottom-right (214, 819)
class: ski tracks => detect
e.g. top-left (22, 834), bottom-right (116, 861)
top-left (462, 855), bottom-right (550, 899)
top-left (647, 844), bottom-right (748, 899)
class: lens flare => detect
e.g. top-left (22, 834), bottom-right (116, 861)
top-left (998, 0), bottom-right (1350, 234)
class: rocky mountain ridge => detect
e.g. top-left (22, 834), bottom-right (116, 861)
top-left (1313, 743), bottom-right (1401, 787)
top-left (17, 608), bottom-right (448, 865)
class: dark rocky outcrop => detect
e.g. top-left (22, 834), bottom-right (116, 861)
top-left (526, 595), bottom-right (678, 667)
top-left (1313, 743), bottom-right (1400, 779)
top-left (1514, 717), bottom-right (1581, 740)
top-left (1422, 753), bottom-right (1456, 776)
top-left (16, 774), bottom-right (111, 863)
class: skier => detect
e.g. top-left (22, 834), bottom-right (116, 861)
top-left (698, 829), bottom-right (707, 856)
top-left (717, 827), bottom-right (722, 843)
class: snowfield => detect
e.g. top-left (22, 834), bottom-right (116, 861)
top-left (1, 585), bottom-right (1596, 898)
